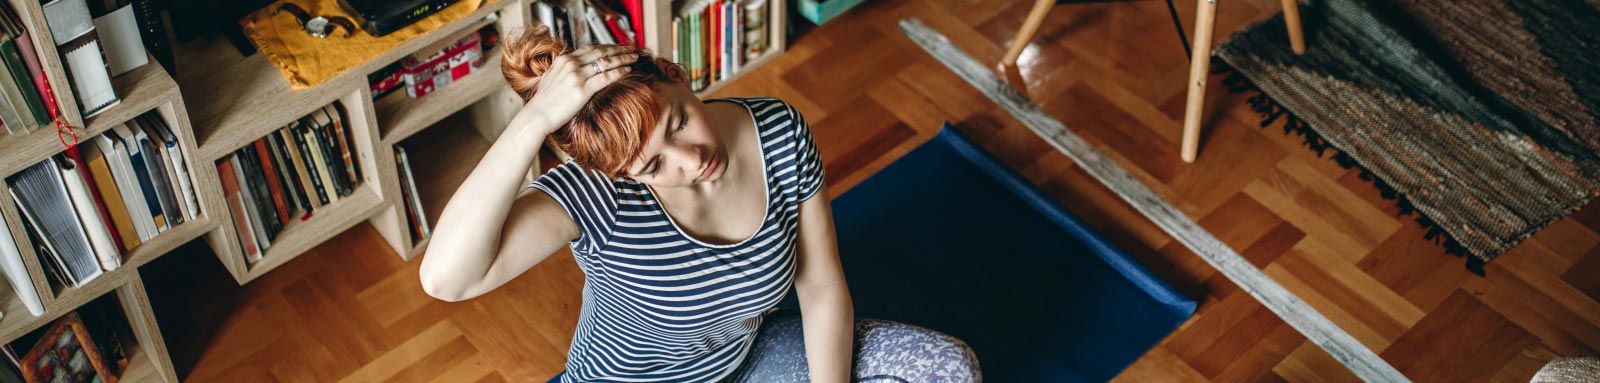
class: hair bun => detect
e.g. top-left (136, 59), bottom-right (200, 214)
top-left (502, 25), bottom-right (568, 101)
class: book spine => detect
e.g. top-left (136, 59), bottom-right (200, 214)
top-left (123, 129), bottom-right (166, 231)
top-left (302, 123), bottom-right (338, 203)
top-left (66, 139), bottom-right (123, 253)
top-left (291, 123), bottom-right (331, 205)
top-left (330, 104), bottom-right (361, 186)
top-left (239, 144), bottom-right (281, 240)
top-left (397, 148), bottom-right (429, 238)
top-left (146, 114), bottom-right (199, 220)
top-left (313, 118), bottom-right (348, 198)
top-left (231, 154), bottom-right (271, 252)
top-left (216, 158), bottom-right (260, 263)
top-left (395, 147), bottom-right (421, 242)
top-left (0, 210), bottom-right (44, 315)
top-left (269, 131), bottom-right (311, 219)
top-left (104, 133), bottom-right (154, 241)
top-left (137, 128), bottom-right (182, 227)
top-left (57, 158), bottom-right (119, 272)
top-left (0, 41), bottom-right (46, 125)
top-left (282, 126), bottom-right (321, 210)
top-left (253, 139), bottom-right (290, 224)
top-left (84, 145), bottom-right (138, 250)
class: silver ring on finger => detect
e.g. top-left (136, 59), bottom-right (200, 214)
top-left (591, 61), bottom-right (602, 76)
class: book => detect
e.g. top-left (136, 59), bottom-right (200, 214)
top-left (12, 19), bottom-right (60, 123)
top-left (14, 206), bottom-right (67, 289)
top-left (134, 120), bottom-right (183, 229)
top-left (396, 146), bottom-right (430, 242)
top-left (7, 158), bottom-right (102, 286)
top-left (602, 11), bottom-right (630, 47)
top-left (308, 110), bottom-right (347, 199)
top-left (0, 40), bottom-right (46, 127)
top-left (584, 6), bottom-right (614, 45)
top-left (291, 120), bottom-right (333, 205)
top-left (94, 129), bottom-right (155, 243)
top-left (280, 125), bottom-right (322, 211)
top-left (81, 139), bottom-right (138, 251)
top-left (57, 156), bottom-right (120, 272)
top-left (0, 206), bottom-right (44, 316)
top-left (230, 155), bottom-right (271, 253)
top-left (237, 144), bottom-right (281, 240)
top-left (145, 113), bottom-right (199, 220)
top-left (327, 103), bottom-right (361, 187)
top-left (622, 0), bottom-right (644, 46)
top-left (216, 158), bottom-right (260, 264)
top-left (115, 122), bottom-right (165, 232)
top-left (268, 130), bottom-right (311, 220)
top-left (253, 138), bottom-right (290, 226)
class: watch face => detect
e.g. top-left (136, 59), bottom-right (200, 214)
top-left (306, 17), bottom-right (330, 37)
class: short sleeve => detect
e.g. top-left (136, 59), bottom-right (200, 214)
top-left (528, 161), bottom-right (618, 254)
top-left (789, 104), bottom-right (825, 202)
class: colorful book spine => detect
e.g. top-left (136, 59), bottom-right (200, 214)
top-left (217, 159), bottom-right (260, 264)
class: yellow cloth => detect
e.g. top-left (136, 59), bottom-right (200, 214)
top-left (240, 0), bottom-right (490, 89)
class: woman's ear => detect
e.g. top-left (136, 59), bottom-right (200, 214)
top-left (655, 57), bottom-right (686, 83)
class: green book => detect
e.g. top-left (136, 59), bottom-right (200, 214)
top-left (0, 40), bottom-right (47, 126)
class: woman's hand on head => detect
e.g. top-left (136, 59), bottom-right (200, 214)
top-left (517, 44), bottom-right (640, 135)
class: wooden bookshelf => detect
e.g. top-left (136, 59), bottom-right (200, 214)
top-left (1, 0), bottom-right (786, 380)
top-left (175, 1), bottom-right (521, 162)
top-left (644, 0), bottom-right (789, 98)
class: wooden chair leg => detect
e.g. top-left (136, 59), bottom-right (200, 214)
top-left (1002, 0), bottom-right (1056, 67)
top-left (1281, 0), bottom-right (1306, 53)
top-left (1180, 0), bottom-right (1219, 163)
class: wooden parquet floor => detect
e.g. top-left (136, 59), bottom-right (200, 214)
top-left (143, 0), bottom-right (1600, 381)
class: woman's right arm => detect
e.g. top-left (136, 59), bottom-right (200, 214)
top-left (419, 44), bottom-right (637, 302)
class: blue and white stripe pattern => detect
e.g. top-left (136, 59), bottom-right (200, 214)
top-left (531, 97), bottom-right (824, 382)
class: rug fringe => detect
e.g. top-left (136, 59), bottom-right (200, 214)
top-left (1210, 58), bottom-right (1484, 275)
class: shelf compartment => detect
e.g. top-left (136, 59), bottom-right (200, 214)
top-left (1, 273), bottom-right (176, 381)
top-left (377, 47), bottom-right (509, 145)
top-left (393, 112), bottom-right (496, 259)
top-left (176, 1), bottom-right (517, 162)
top-left (0, 60), bottom-right (180, 179)
top-left (242, 180), bottom-right (385, 282)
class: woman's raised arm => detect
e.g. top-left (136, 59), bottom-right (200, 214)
top-left (419, 44), bottom-right (638, 302)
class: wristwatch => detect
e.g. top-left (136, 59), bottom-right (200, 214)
top-left (274, 3), bottom-right (357, 38)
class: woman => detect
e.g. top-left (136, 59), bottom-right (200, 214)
top-left (418, 27), bottom-right (978, 382)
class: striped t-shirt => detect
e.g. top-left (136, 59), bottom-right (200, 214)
top-left (531, 97), bottom-right (824, 382)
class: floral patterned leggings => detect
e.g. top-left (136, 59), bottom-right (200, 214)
top-left (725, 310), bottom-right (982, 383)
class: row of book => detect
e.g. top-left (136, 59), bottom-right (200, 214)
top-left (219, 101), bottom-right (363, 265)
top-left (0, 110), bottom-right (195, 320)
top-left (0, 299), bottom-right (131, 382)
top-left (0, 2), bottom-right (59, 134)
top-left (394, 146), bottom-right (431, 245)
top-left (674, 0), bottom-right (769, 92)
top-left (533, 0), bottom-right (646, 50)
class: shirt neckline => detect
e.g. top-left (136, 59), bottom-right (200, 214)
top-left (640, 98), bottom-right (772, 249)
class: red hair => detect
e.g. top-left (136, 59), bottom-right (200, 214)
top-left (501, 25), bottom-right (686, 177)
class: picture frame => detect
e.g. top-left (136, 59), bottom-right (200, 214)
top-left (18, 312), bottom-right (117, 383)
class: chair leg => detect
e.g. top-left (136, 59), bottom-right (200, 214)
top-left (1281, 0), bottom-right (1306, 53)
top-left (1180, 0), bottom-right (1219, 163)
top-left (1002, 0), bottom-right (1056, 67)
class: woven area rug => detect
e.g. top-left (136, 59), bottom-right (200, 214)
top-left (1214, 0), bottom-right (1600, 271)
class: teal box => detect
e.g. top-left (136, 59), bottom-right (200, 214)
top-left (797, 0), bottom-right (867, 25)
